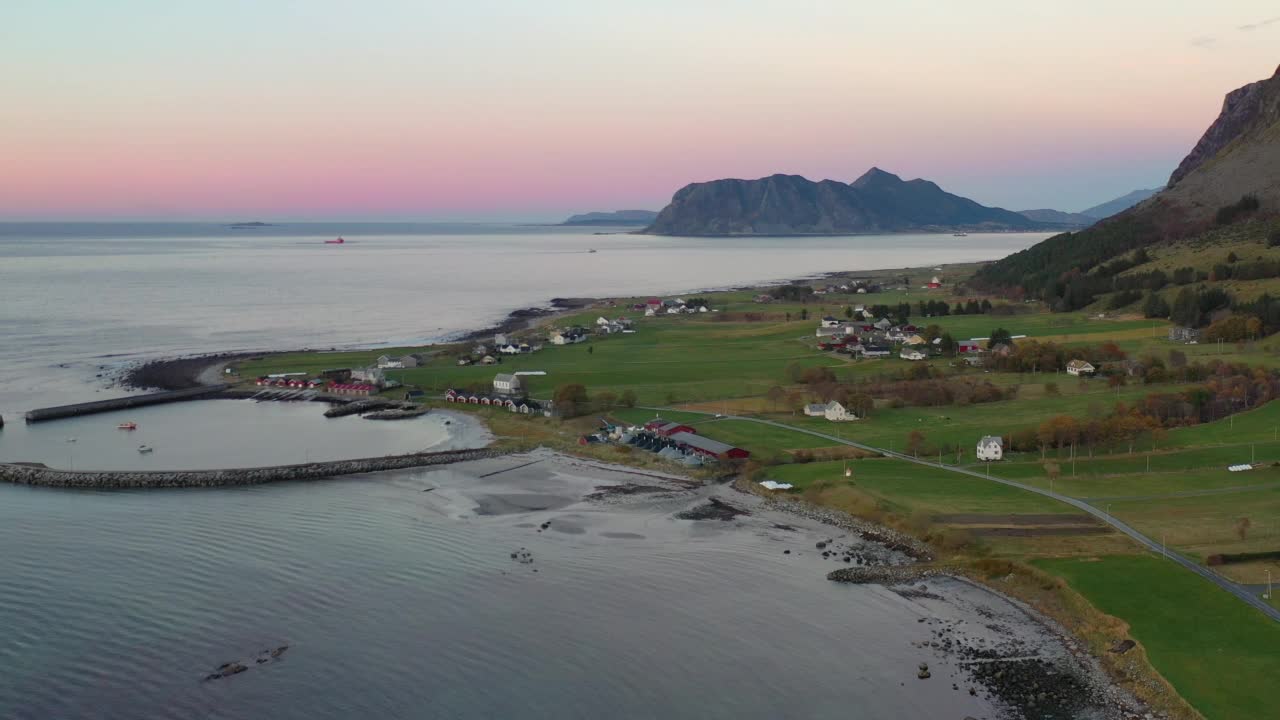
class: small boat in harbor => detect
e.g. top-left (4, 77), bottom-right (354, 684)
top-left (952, 232), bottom-right (968, 237)
top-left (325, 237), bottom-right (345, 244)
top-left (117, 422), bottom-right (137, 430)
top-left (138, 445), bottom-right (153, 454)
top-left (587, 249), bottom-right (597, 253)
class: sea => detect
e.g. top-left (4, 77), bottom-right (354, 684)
top-left (0, 223), bottom-right (1063, 719)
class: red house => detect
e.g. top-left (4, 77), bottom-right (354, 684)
top-left (645, 418), bottom-right (697, 437)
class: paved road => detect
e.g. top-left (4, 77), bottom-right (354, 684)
top-left (637, 406), bottom-right (1280, 622)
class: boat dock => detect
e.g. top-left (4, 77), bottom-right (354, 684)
top-left (24, 385), bottom-right (230, 423)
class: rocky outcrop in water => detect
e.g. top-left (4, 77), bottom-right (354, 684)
top-left (0, 448), bottom-right (503, 489)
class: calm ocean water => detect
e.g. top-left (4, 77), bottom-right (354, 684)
top-left (0, 452), bottom-right (1082, 720)
top-left (0, 224), bottom-right (1068, 719)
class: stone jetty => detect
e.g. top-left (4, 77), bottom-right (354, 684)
top-left (0, 448), bottom-right (502, 489)
top-left (24, 385), bottom-right (229, 422)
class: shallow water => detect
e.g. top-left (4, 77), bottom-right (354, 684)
top-left (0, 452), bottom-right (1095, 720)
top-left (0, 401), bottom-right (487, 470)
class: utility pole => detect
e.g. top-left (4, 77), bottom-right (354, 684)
top-left (1162, 533), bottom-right (1166, 559)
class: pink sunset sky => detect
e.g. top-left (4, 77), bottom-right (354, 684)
top-left (2, 1), bottom-right (1278, 221)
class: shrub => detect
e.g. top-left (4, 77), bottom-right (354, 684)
top-left (1215, 194), bottom-right (1260, 225)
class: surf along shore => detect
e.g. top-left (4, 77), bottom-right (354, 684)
top-left (21, 257), bottom-right (1274, 718)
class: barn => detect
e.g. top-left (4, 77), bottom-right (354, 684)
top-left (669, 431), bottom-right (750, 460)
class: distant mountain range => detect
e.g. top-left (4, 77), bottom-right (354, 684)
top-left (1079, 188), bottom-right (1160, 219)
top-left (561, 210), bottom-right (658, 226)
top-left (1015, 188), bottom-right (1162, 228)
top-left (975, 65), bottom-right (1280, 298)
top-left (643, 168), bottom-right (1045, 236)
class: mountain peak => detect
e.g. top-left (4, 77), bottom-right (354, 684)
top-left (1168, 67), bottom-right (1280, 188)
top-left (851, 167), bottom-right (904, 187)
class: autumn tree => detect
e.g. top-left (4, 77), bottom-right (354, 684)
top-left (1236, 517), bottom-right (1252, 541)
top-left (553, 384), bottom-right (591, 418)
top-left (766, 385), bottom-right (786, 411)
top-left (619, 389), bottom-right (637, 408)
top-left (906, 429), bottom-right (927, 456)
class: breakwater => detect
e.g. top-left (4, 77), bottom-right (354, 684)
top-left (25, 385), bottom-right (230, 422)
top-left (0, 447), bottom-right (502, 489)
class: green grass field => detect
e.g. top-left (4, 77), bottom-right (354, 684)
top-left (1036, 555), bottom-right (1280, 720)
top-left (766, 458), bottom-right (1071, 515)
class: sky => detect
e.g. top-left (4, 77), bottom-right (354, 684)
top-left (2, 1), bottom-right (1278, 221)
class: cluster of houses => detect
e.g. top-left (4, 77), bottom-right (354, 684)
top-left (252, 364), bottom-right (398, 398)
top-left (630, 297), bottom-right (710, 316)
top-left (815, 317), bottom-right (932, 360)
top-left (581, 417), bottom-right (749, 464)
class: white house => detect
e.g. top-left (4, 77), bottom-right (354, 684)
top-left (596, 316), bottom-right (611, 327)
top-left (820, 316), bottom-right (842, 328)
top-left (1066, 360), bottom-right (1096, 376)
top-left (498, 343), bottom-right (523, 355)
top-left (900, 349), bottom-right (926, 361)
top-left (376, 354), bottom-right (403, 369)
top-left (350, 366), bottom-right (387, 387)
top-left (823, 401), bottom-right (856, 422)
top-left (493, 373), bottom-right (523, 395)
top-left (976, 436), bottom-right (1004, 461)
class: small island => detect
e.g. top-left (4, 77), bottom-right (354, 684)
top-left (228, 221), bottom-right (276, 229)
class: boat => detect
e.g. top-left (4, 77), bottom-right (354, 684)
top-left (952, 232), bottom-right (968, 237)
top-left (587, 249), bottom-right (597, 253)
top-left (138, 445), bottom-right (153, 454)
top-left (324, 237), bottom-right (345, 244)
top-left (117, 422), bottom-right (137, 430)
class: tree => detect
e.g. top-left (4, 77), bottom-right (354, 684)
top-left (906, 429), bottom-right (927, 456)
top-left (1142, 292), bottom-right (1170, 319)
top-left (939, 332), bottom-right (956, 355)
top-left (587, 345), bottom-right (594, 355)
top-left (619, 389), bottom-right (637, 408)
top-left (988, 328), bottom-right (1014, 349)
top-left (843, 305), bottom-right (854, 319)
top-left (594, 391), bottom-right (617, 410)
top-left (553, 384), bottom-right (591, 418)
top-left (799, 308), bottom-right (809, 321)
top-left (766, 385), bottom-right (786, 411)
top-left (800, 367), bottom-right (836, 385)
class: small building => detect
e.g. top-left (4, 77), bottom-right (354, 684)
top-left (1066, 359), bottom-right (1095, 376)
top-left (820, 316), bottom-right (842, 328)
top-left (976, 435), bottom-right (1004, 461)
top-left (957, 341), bottom-right (982, 354)
top-left (1168, 326), bottom-right (1201, 344)
top-left (330, 383), bottom-right (378, 397)
top-left (861, 345), bottom-right (892, 358)
top-left (803, 403), bottom-right (827, 417)
top-left (754, 294), bottom-right (773, 304)
top-left (550, 327), bottom-right (589, 345)
top-left (900, 349), bottom-right (926, 361)
top-left (493, 373), bottom-right (523, 395)
top-left (927, 276), bottom-right (942, 289)
top-left (480, 355), bottom-right (500, 365)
